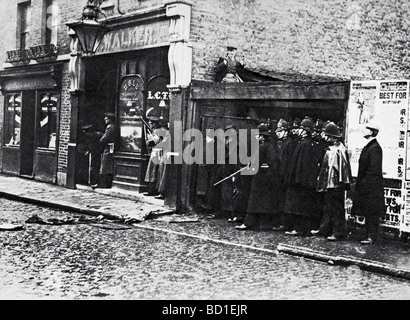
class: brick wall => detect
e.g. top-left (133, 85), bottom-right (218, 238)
top-left (1, 0), bottom-right (410, 79)
top-left (190, 0), bottom-right (410, 81)
top-left (58, 62), bottom-right (71, 176)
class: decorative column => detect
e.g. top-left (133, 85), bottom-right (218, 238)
top-left (65, 28), bottom-right (85, 189)
top-left (164, 1), bottom-right (193, 211)
top-left (166, 0), bottom-right (192, 87)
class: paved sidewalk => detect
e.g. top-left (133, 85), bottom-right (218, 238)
top-left (0, 174), bottom-right (173, 222)
top-left (0, 174), bottom-right (410, 281)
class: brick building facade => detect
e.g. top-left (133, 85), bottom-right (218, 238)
top-left (0, 0), bottom-right (409, 212)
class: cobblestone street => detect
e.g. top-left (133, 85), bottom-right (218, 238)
top-left (1, 198), bottom-right (410, 300)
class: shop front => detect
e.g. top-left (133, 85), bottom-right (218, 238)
top-left (0, 63), bottom-right (63, 183)
top-left (70, 1), bottom-right (191, 195)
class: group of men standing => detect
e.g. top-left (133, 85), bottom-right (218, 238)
top-left (203, 116), bottom-right (386, 245)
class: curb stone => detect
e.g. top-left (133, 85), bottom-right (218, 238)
top-left (277, 244), bottom-right (410, 281)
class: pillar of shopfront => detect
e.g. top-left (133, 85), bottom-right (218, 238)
top-left (66, 30), bottom-right (85, 189)
top-left (165, 1), bottom-right (192, 212)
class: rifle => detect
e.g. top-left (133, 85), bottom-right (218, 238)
top-left (139, 116), bottom-right (153, 135)
top-left (213, 149), bottom-right (259, 187)
top-left (213, 165), bottom-right (249, 186)
top-left (139, 116), bottom-right (161, 144)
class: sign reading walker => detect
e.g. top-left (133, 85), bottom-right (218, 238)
top-left (97, 20), bottom-right (170, 55)
top-left (345, 80), bottom-right (410, 232)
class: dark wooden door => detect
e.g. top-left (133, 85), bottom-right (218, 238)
top-left (20, 90), bottom-right (35, 176)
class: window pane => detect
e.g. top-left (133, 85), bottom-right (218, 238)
top-left (38, 92), bottom-right (58, 149)
top-left (19, 1), bottom-right (31, 49)
top-left (121, 119), bottom-right (143, 152)
top-left (5, 94), bottom-right (22, 146)
top-left (118, 76), bottom-right (144, 152)
top-left (45, 0), bottom-right (58, 45)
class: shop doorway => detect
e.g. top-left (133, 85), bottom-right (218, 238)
top-left (76, 47), bottom-right (170, 191)
top-left (3, 90), bottom-right (59, 182)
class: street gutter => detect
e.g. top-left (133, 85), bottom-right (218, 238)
top-left (277, 244), bottom-right (410, 281)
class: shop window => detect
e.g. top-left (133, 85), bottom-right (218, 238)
top-left (4, 94), bottom-right (22, 147)
top-left (118, 75), bottom-right (144, 153)
top-left (146, 75), bottom-right (170, 122)
top-left (38, 92), bottom-right (58, 149)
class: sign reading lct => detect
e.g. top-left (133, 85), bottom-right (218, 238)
top-left (147, 91), bottom-right (169, 100)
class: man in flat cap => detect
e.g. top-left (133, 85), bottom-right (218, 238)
top-left (351, 121), bottom-right (386, 245)
top-left (214, 44), bottom-right (245, 82)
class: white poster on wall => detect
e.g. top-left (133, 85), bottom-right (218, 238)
top-left (345, 80), bottom-right (410, 231)
top-left (346, 80), bottom-right (409, 180)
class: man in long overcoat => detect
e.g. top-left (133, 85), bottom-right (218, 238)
top-left (351, 122), bottom-right (386, 245)
top-left (282, 118), bottom-right (302, 231)
top-left (235, 124), bottom-right (281, 230)
top-left (310, 118), bottom-right (330, 230)
top-left (92, 112), bottom-right (116, 189)
top-left (284, 116), bottom-right (324, 236)
top-left (144, 119), bottom-right (169, 196)
top-left (272, 119), bottom-right (291, 230)
top-left (202, 124), bottom-right (245, 220)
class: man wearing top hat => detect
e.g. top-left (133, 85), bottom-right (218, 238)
top-left (91, 112), bottom-right (116, 189)
top-left (350, 121), bottom-right (386, 245)
top-left (214, 44), bottom-right (245, 82)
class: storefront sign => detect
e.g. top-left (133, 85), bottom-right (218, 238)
top-left (147, 91), bottom-right (170, 100)
top-left (97, 20), bottom-right (170, 55)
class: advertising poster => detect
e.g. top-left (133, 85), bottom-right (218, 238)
top-left (383, 187), bottom-right (404, 229)
top-left (345, 80), bottom-right (410, 230)
top-left (346, 81), bottom-right (378, 177)
top-left (346, 80), bottom-right (409, 179)
top-left (402, 183), bottom-right (410, 233)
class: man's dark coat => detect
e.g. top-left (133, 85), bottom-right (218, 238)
top-left (351, 139), bottom-right (386, 217)
top-left (246, 139), bottom-right (281, 214)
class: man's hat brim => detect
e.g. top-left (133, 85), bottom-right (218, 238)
top-left (325, 132), bottom-right (342, 138)
top-left (104, 112), bottom-right (115, 118)
top-left (82, 124), bottom-right (93, 130)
